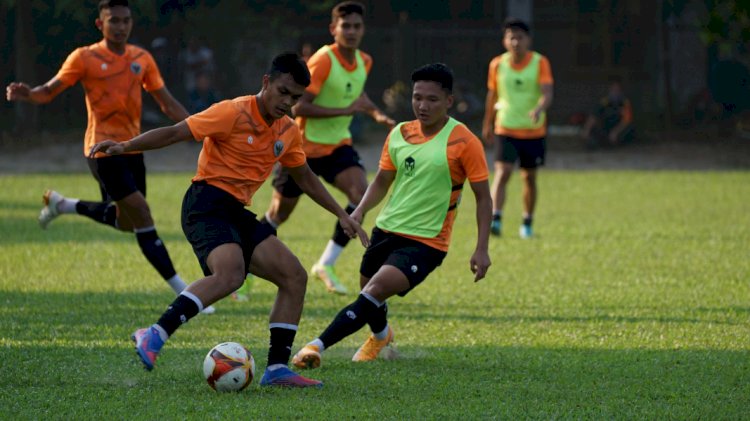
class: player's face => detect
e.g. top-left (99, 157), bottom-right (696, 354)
top-left (262, 73), bottom-right (306, 120)
top-left (331, 13), bottom-right (365, 50)
top-left (97, 6), bottom-right (132, 45)
top-left (412, 81), bottom-right (453, 127)
top-left (503, 28), bottom-right (530, 56)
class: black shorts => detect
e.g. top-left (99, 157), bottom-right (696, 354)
top-left (272, 144), bottom-right (364, 198)
top-left (495, 136), bottom-right (546, 169)
top-left (181, 182), bottom-right (276, 276)
top-left (86, 154), bottom-right (146, 201)
top-left (360, 227), bottom-right (447, 297)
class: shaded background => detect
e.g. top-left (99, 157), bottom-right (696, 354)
top-left (2, 0), bottom-right (749, 149)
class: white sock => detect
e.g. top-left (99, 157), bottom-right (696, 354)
top-left (319, 240), bottom-right (344, 266)
top-left (180, 290), bottom-right (204, 312)
top-left (166, 274), bottom-right (188, 294)
top-left (152, 323), bottom-right (169, 341)
top-left (373, 325), bottom-right (390, 340)
top-left (58, 198), bottom-right (79, 214)
top-left (309, 338), bottom-right (325, 352)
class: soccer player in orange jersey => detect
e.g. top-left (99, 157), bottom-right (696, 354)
top-left (262, 1), bottom-right (394, 295)
top-left (482, 18), bottom-right (554, 239)
top-left (4, 0), bottom-right (208, 310)
top-left (91, 53), bottom-right (368, 388)
top-left (292, 63), bottom-right (491, 370)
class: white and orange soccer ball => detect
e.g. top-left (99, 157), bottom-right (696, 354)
top-left (202, 342), bottom-right (255, 392)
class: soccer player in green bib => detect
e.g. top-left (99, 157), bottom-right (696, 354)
top-left (261, 1), bottom-right (394, 295)
top-left (291, 63), bottom-right (492, 369)
top-left (482, 18), bottom-right (554, 239)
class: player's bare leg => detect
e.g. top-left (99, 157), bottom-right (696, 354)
top-left (310, 166), bottom-right (367, 294)
top-left (490, 161), bottom-right (513, 236)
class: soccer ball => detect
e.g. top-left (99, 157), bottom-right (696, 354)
top-left (202, 342), bottom-right (255, 392)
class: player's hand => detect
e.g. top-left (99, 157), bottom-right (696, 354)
top-left (469, 250), bottom-right (491, 282)
top-left (529, 107), bottom-right (542, 124)
top-left (373, 111), bottom-right (396, 129)
top-left (339, 215), bottom-right (370, 247)
top-left (349, 94), bottom-right (374, 114)
top-left (88, 140), bottom-right (125, 157)
top-left (6, 82), bottom-right (30, 101)
top-left (481, 125), bottom-right (493, 146)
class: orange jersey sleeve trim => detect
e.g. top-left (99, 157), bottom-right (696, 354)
top-left (486, 56), bottom-right (501, 91)
top-left (305, 47), bottom-right (332, 96)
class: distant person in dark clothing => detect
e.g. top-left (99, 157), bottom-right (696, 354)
top-left (581, 80), bottom-right (633, 148)
top-left (188, 71), bottom-right (219, 114)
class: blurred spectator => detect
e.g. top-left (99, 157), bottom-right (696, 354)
top-left (180, 37), bottom-right (215, 93)
top-left (300, 42), bottom-right (314, 62)
top-left (187, 71), bottom-right (220, 114)
top-left (678, 87), bottom-right (721, 127)
top-left (581, 79), bottom-right (634, 148)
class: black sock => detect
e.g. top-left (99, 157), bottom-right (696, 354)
top-left (156, 294), bottom-right (200, 336)
top-left (523, 216), bottom-right (533, 226)
top-left (136, 228), bottom-right (177, 280)
top-left (331, 204), bottom-right (357, 247)
top-left (493, 213), bottom-right (501, 222)
top-left (75, 201), bottom-right (117, 228)
top-left (367, 301), bottom-right (388, 335)
top-left (319, 294), bottom-right (378, 349)
top-left (267, 326), bottom-right (297, 367)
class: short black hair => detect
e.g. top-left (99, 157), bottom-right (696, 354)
top-left (98, 0), bottom-right (129, 12)
top-left (332, 1), bottom-right (365, 23)
top-left (503, 17), bottom-right (530, 34)
top-left (411, 63), bottom-right (454, 94)
top-left (268, 52), bottom-right (311, 87)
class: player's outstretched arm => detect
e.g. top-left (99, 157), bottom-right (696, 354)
top-left (350, 169), bottom-right (395, 223)
top-left (89, 121), bottom-right (194, 157)
top-left (469, 180), bottom-right (492, 282)
top-left (357, 92), bottom-right (395, 128)
top-left (6, 78), bottom-right (67, 105)
top-left (150, 87), bottom-right (190, 122)
top-left (287, 163), bottom-right (369, 247)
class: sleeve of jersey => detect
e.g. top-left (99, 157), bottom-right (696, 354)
top-left (279, 125), bottom-right (307, 168)
top-left (457, 131), bottom-right (490, 183)
top-left (142, 52), bottom-right (165, 92)
top-left (363, 52), bottom-right (373, 75)
top-left (55, 49), bottom-right (85, 87)
top-left (185, 100), bottom-right (235, 142)
top-left (486, 57), bottom-right (499, 91)
top-left (378, 135), bottom-right (396, 171)
top-left (306, 52), bottom-right (332, 96)
top-left (539, 56), bottom-right (554, 85)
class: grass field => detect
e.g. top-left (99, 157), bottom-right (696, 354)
top-left (1, 171), bottom-right (748, 419)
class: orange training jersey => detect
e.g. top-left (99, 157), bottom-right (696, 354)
top-left (186, 95), bottom-right (306, 205)
top-left (296, 43), bottom-right (373, 158)
top-left (487, 51), bottom-right (553, 139)
top-left (55, 40), bottom-right (165, 157)
top-left (379, 120), bottom-right (489, 251)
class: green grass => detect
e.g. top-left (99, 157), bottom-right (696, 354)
top-left (1, 171), bottom-right (748, 420)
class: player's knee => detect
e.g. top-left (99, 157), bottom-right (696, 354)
top-left (213, 268), bottom-right (246, 291)
top-left (277, 263), bottom-right (308, 295)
